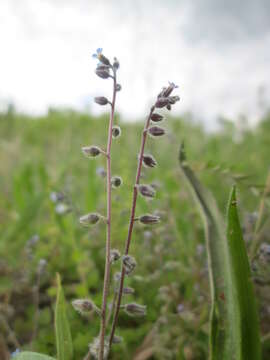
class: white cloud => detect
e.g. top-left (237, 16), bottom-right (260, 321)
top-left (0, 0), bottom-right (269, 128)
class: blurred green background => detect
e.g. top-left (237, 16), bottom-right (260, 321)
top-left (1, 108), bottom-right (270, 359)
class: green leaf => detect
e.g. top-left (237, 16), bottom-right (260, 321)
top-left (13, 352), bottom-right (56, 360)
top-left (179, 144), bottom-right (261, 360)
top-left (226, 186), bottom-right (261, 359)
top-left (55, 273), bottom-right (73, 360)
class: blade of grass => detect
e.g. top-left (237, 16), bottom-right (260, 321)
top-left (55, 273), bottom-right (73, 360)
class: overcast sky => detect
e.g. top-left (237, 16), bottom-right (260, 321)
top-left (0, 0), bottom-right (270, 128)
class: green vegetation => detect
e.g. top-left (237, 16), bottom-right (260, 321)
top-left (1, 109), bottom-right (270, 359)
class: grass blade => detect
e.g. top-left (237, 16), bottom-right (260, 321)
top-left (179, 144), bottom-right (261, 359)
top-left (55, 273), bottom-right (73, 360)
top-left (226, 186), bottom-right (261, 359)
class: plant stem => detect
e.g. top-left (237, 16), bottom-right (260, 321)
top-left (98, 70), bottom-right (117, 360)
top-left (108, 105), bottom-right (155, 348)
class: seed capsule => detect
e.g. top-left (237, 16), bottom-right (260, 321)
top-left (148, 126), bottom-right (165, 137)
top-left (79, 213), bottom-right (101, 226)
top-left (110, 249), bottom-right (121, 263)
top-left (95, 68), bottom-right (110, 79)
top-left (82, 145), bottom-right (101, 158)
top-left (94, 96), bottom-right (109, 105)
top-left (111, 176), bottom-right (123, 188)
top-left (112, 125), bottom-right (121, 138)
top-left (139, 214), bottom-right (160, 225)
top-left (142, 154), bottom-right (157, 168)
top-left (124, 303), bottom-right (147, 317)
top-left (137, 184), bottom-right (156, 198)
top-left (122, 255), bottom-right (136, 275)
top-left (150, 113), bottom-right (164, 122)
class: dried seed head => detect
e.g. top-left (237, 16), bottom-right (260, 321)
top-left (122, 286), bottom-right (135, 295)
top-left (113, 57), bottom-right (120, 70)
top-left (72, 299), bottom-right (94, 315)
top-left (137, 184), bottom-right (156, 198)
top-left (155, 97), bottom-right (169, 108)
top-left (151, 113), bottom-right (164, 122)
top-left (111, 176), bottom-right (123, 188)
top-left (148, 126), bottom-right (165, 137)
top-left (124, 303), bottom-right (147, 317)
top-left (110, 249), bottom-right (121, 263)
top-left (142, 154), bottom-right (157, 168)
top-left (112, 125), bottom-right (121, 138)
top-left (115, 83), bottom-right (122, 91)
top-left (122, 255), bottom-right (136, 275)
top-left (82, 145), bottom-right (101, 158)
top-left (139, 214), bottom-right (160, 225)
top-left (79, 213), bottom-right (101, 226)
top-left (95, 67), bottom-right (111, 79)
top-left (94, 96), bottom-right (109, 106)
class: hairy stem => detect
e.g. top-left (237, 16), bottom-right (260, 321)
top-left (98, 70), bottom-right (117, 360)
top-left (108, 105), bottom-right (155, 348)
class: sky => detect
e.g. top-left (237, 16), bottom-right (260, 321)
top-left (0, 0), bottom-right (270, 128)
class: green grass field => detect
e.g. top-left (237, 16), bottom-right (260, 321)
top-left (1, 109), bottom-right (270, 359)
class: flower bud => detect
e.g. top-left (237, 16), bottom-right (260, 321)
top-left (79, 212), bottom-right (101, 226)
top-left (122, 286), bottom-right (135, 295)
top-left (95, 68), bottom-right (110, 79)
top-left (166, 104), bottom-right (171, 111)
top-left (137, 184), bottom-right (156, 198)
top-left (55, 203), bottom-right (70, 215)
top-left (112, 125), bottom-right (121, 138)
top-left (148, 126), bottom-right (165, 137)
top-left (163, 82), bottom-right (178, 97)
top-left (111, 335), bottom-right (123, 344)
top-left (111, 176), bottom-right (123, 188)
top-left (72, 299), bottom-right (94, 315)
top-left (168, 95), bottom-right (180, 105)
top-left (155, 97), bottom-right (169, 108)
top-left (96, 166), bottom-right (106, 178)
top-left (113, 57), bottom-right (120, 70)
top-left (142, 154), bottom-right (157, 168)
top-left (94, 96), bottom-right (109, 105)
top-left (151, 113), bottom-right (164, 122)
top-left (114, 272), bottom-right (121, 283)
top-left (110, 249), bottom-right (121, 263)
top-left (124, 303), bottom-right (147, 317)
top-left (116, 83), bottom-right (122, 91)
top-left (139, 214), bottom-right (160, 225)
top-left (89, 337), bottom-right (109, 359)
top-left (98, 54), bottom-right (111, 66)
top-left (82, 145), bottom-right (102, 158)
top-left (122, 255), bottom-right (136, 275)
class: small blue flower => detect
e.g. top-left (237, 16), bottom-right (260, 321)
top-left (92, 48), bottom-right (103, 59)
top-left (11, 349), bottom-right (20, 358)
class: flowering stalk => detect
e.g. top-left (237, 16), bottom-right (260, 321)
top-left (98, 67), bottom-right (117, 360)
top-left (108, 82), bottom-right (179, 349)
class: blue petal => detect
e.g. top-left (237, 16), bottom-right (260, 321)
top-left (92, 53), bottom-right (98, 59)
top-left (96, 48), bottom-right (103, 54)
